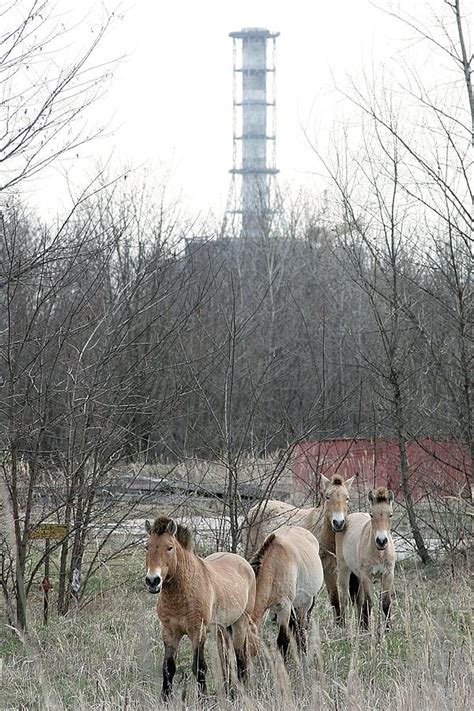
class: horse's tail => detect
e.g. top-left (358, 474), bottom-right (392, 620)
top-left (250, 533), bottom-right (276, 578)
top-left (349, 572), bottom-right (359, 602)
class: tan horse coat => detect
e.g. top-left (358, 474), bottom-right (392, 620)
top-left (245, 474), bottom-right (355, 622)
top-left (251, 526), bottom-right (324, 659)
top-left (145, 517), bottom-right (256, 699)
top-left (336, 487), bottom-right (396, 627)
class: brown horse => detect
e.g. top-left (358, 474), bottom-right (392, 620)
top-left (336, 487), bottom-right (396, 628)
top-left (250, 526), bottom-right (324, 661)
top-left (144, 516), bottom-right (256, 700)
top-left (245, 473), bottom-right (356, 622)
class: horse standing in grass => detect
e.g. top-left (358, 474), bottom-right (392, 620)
top-left (245, 473), bottom-right (356, 623)
top-left (336, 487), bottom-right (396, 628)
top-left (250, 526), bottom-right (324, 661)
top-left (144, 516), bottom-right (256, 700)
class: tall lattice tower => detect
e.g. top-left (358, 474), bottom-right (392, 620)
top-left (226, 28), bottom-right (280, 239)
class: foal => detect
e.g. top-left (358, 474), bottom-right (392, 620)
top-left (145, 517), bottom-right (256, 700)
top-left (336, 487), bottom-right (396, 628)
top-left (250, 526), bottom-right (323, 661)
top-left (245, 473), bottom-right (356, 622)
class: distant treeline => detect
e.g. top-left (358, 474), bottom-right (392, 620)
top-left (1, 199), bottom-right (470, 471)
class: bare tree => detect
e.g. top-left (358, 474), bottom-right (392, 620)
top-left (0, 0), bottom-right (116, 195)
top-left (306, 0), bottom-right (472, 560)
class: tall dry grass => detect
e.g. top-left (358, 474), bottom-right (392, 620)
top-left (0, 548), bottom-right (471, 710)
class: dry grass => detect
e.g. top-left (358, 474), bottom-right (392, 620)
top-left (0, 546), bottom-right (471, 711)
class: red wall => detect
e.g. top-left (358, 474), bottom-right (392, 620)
top-left (292, 438), bottom-right (471, 500)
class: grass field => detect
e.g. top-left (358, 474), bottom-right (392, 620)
top-left (0, 542), bottom-right (471, 711)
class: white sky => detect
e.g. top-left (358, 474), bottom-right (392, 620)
top-left (24, 0), bottom-right (450, 222)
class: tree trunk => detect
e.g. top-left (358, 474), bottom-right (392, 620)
top-left (392, 376), bottom-right (431, 564)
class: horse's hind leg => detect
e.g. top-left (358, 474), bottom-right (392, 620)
top-left (277, 624), bottom-right (291, 662)
top-left (276, 602), bottom-right (292, 663)
top-left (230, 616), bottom-right (250, 686)
top-left (289, 607), bottom-right (308, 655)
top-left (216, 626), bottom-right (232, 696)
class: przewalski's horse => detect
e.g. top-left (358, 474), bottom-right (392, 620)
top-left (245, 473), bottom-right (356, 622)
top-left (144, 517), bottom-right (256, 700)
top-left (336, 487), bottom-right (396, 628)
top-left (250, 526), bottom-right (324, 661)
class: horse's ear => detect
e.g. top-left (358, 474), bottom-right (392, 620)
top-left (166, 519), bottom-right (178, 536)
top-left (388, 490), bottom-right (394, 504)
top-left (345, 475), bottom-right (357, 491)
top-left (320, 474), bottom-right (330, 491)
top-left (145, 520), bottom-right (152, 535)
top-left (368, 490), bottom-right (374, 504)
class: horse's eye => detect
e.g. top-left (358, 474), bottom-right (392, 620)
top-left (167, 546), bottom-right (173, 552)
top-left (389, 513), bottom-right (393, 518)
top-left (325, 495), bottom-right (331, 500)
top-left (369, 513), bottom-right (373, 518)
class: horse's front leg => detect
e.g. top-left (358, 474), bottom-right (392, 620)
top-left (357, 572), bottom-right (373, 630)
top-left (322, 555), bottom-right (342, 624)
top-left (381, 570), bottom-right (394, 627)
top-left (191, 629), bottom-right (208, 697)
top-left (336, 557), bottom-right (351, 625)
top-left (161, 629), bottom-right (183, 702)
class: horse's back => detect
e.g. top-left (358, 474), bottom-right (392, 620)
top-left (245, 500), bottom-right (313, 556)
top-left (341, 512), bottom-right (370, 574)
top-left (273, 526), bottom-right (324, 599)
top-left (204, 551), bottom-right (256, 626)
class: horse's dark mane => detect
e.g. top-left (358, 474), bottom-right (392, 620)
top-left (250, 533), bottom-right (276, 578)
top-left (151, 516), bottom-right (193, 550)
top-left (331, 474), bottom-right (344, 486)
top-left (372, 486), bottom-right (390, 503)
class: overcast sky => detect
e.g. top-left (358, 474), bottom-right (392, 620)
top-left (27, 0), bottom-right (446, 222)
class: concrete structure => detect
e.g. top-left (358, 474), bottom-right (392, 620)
top-left (228, 28), bottom-right (280, 238)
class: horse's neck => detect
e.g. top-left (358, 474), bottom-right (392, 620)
top-left (166, 546), bottom-right (200, 594)
top-left (308, 503), bottom-right (327, 535)
top-left (252, 566), bottom-right (276, 625)
top-left (361, 521), bottom-right (377, 555)
top-left (310, 505), bottom-right (335, 555)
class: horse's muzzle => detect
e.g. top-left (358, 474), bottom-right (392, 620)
top-left (145, 582), bottom-right (162, 594)
top-left (145, 574), bottom-right (162, 594)
top-left (331, 519), bottom-right (346, 532)
top-left (375, 538), bottom-right (388, 550)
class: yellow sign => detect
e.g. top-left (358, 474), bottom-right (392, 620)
top-left (29, 524), bottom-right (68, 540)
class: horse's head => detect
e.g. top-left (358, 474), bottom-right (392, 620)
top-left (368, 487), bottom-right (394, 550)
top-left (320, 473), bottom-right (356, 532)
top-left (144, 516), bottom-right (191, 594)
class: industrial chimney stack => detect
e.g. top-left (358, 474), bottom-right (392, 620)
top-left (228, 28), bottom-right (280, 239)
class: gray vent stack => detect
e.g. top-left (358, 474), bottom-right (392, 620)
top-left (228, 28), bottom-right (279, 238)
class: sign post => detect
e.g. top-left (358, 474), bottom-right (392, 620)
top-left (29, 524), bottom-right (68, 625)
